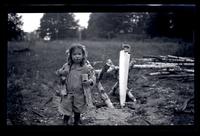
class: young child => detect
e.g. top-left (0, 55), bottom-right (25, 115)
top-left (56, 43), bottom-right (96, 125)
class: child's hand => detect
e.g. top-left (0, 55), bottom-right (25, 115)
top-left (82, 79), bottom-right (93, 87)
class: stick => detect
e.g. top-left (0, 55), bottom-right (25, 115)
top-left (108, 81), bottom-right (119, 95)
top-left (31, 110), bottom-right (44, 118)
top-left (167, 55), bottom-right (194, 62)
top-left (13, 48), bottom-right (30, 53)
top-left (97, 59), bottom-right (113, 81)
top-left (43, 97), bottom-right (53, 106)
top-left (143, 55), bottom-right (162, 61)
top-left (182, 69), bottom-right (194, 73)
top-left (149, 71), bottom-right (170, 76)
top-left (96, 82), bottom-right (114, 108)
top-left (127, 89), bottom-right (137, 102)
top-left (142, 118), bottom-right (152, 125)
top-left (158, 74), bottom-right (194, 79)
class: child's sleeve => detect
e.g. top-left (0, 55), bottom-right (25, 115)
top-left (87, 64), bottom-right (96, 87)
top-left (55, 63), bottom-right (69, 77)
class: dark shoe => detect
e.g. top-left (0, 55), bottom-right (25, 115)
top-left (63, 115), bottom-right (70, 125)
top-left (74, 112), bottom-right (82, 125)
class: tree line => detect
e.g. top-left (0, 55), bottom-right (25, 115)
top-left (8, 12), bottom-right (195, 41)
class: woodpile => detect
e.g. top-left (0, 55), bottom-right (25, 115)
top-left (141, 55), bottom-right (194, 80)
top-left (91, 55), bottom-right (194, 108)
top-left (95, 55), bottom-right (194, 81)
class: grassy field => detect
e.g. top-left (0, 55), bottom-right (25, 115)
top-left (7, 38), bottom-right (194, 125)
top-left (7, 39), bottom-right (183, 88)
top-left (7, 38), bottom-right (184, 77)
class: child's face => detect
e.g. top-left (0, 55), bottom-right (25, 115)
top-left (72, 48), bottom-right (84, 64)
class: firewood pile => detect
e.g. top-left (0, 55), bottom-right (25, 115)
top-left (100, 55), bottom-right (194, 82)
top-left (134, 55), bottom-right (194, 81)
top-left (90, 55), bottom-right (194, 108)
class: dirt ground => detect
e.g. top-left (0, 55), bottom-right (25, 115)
top-left (7, 41), bottom-right (194, 126)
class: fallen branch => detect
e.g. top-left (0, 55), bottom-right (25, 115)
top-left (96, 82), bottom-right (114, 108)
top-left (96, 59), bottom-right (113, 81)
top-left (143, 55), bottom-right (163, 62)
top-left (133, 64), bottom-right (179, 69)
top-left (43, 97), bottom-right (53, 106)
top-left (134, 58), bottom-right (156, 62)
top-left (167, 55), bottom-right (194, 62)
top-left (142, 118), bottom-right (152, 125)
top-left (127, 89), bottom-right (137, 102)
top-left (182, 69), bottom-right (194, 73)
top-left (31, 110), bottom-right (44, 118)
top-left (95, 59), bottom-right (115, 108)
top-left (108, 81), bottom-right (119, 96)
top-left (175, 97), bottom-right (194, 112)
top-left (13, 48), bottom-right (30, 53)
top-left (158, 74), bottom-right (194, 79)
top-left (149, 71), bottom-right (170, 76)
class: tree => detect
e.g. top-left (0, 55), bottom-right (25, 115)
top-left (145, 12), bottom-right (171, 38)
top-left (87, 12), bottom-right (150, 39)
top-left (168, 12), bottom-right (195, 41)
top-left (145, 11), bottom-right (195, 41)
top-left (38, 13), bottom-right (79, 40)
top-left (8, 13), bottom-right (24, 41)
top-left (87, 13), bottom-right (136, 39)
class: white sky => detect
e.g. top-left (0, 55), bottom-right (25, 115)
top-left (18, 13), bottom-right (91, 33)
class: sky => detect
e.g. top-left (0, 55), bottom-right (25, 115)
top-left (18, 13), bottom-right (91, 33)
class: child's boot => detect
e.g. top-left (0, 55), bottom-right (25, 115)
top-left (74, 112), bottom-right (82, 125)
top-left (63, 115), bottom-right (70, 125)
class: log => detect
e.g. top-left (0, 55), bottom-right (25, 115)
top-left (95, 69), bottom-right (101, 75)
top-left (161, 59), bottom-right (194, 63)
top-left (97, 59), bottom-right (113, 82)
top-left (133, 64), bottom-right (179, 69)
top-left (97, 82), bottom-right (106, 94)
top-left (143, 55), bottom-right (163, 61)
top-left (177, 63), bottom-right (194, 66)
top-left (158, 74), bottom-right (194, 79)
top-left (143, 55), bottom-right (194, 63)
top-left (96, 82), bottom-right (114, 108)
top-left (149, 71), bottom-right (170, 76)
top-left (161, 67), bottom-right (181, 72)
top-left (167, 55), bottom-right (194, 62)
top-left (147, 62), bottom-right (194, 66)
top-left (134, 58), bottom-right (155, 62)
top-left (182, 69), bottom-right (194, 73)
top-left (108, 81), bottom-right (119, 95)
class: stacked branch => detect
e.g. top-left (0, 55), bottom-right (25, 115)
top-left (95, 55), bottom-right (194, 81)
top-left (95, 59), bottom-right (115, 108)
top-left (94, 59), bottom-right (137, 108)
top-left (91, 55), bottom-right (193, 108)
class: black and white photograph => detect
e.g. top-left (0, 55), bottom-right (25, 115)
top-left (6, 5), bottom-right (196, 126)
